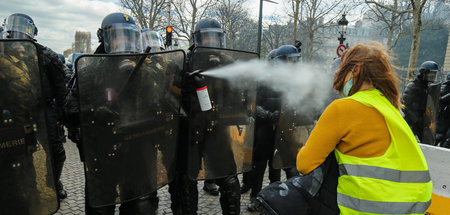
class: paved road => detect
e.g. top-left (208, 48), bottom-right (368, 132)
top-left (55, 141), bottom-right (283, 215)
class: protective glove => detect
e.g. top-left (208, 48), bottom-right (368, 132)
top-left (256, 106), bottom-right (280, 122)
top-left (270, 110), bottom-right (280, 122)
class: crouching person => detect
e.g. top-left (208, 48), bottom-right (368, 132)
top-left (257, 41), bottom-right (432, 215)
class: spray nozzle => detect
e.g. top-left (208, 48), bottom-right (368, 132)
top-left (189, 69), bottom-right (203, 77)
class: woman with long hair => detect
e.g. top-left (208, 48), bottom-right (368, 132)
top-left (297, 41), bottom-right (432, 214)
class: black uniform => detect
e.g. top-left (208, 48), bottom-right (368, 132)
top-left (37, 43), bottom-right (68, 199)
top-left (168, 47), bottom-right (241, 215)
top-left (241, 85), bottom-right (281, 195)
top-left (74, 44), bottom-right (159, 215)
top-left (246, 85), bottom-right (299, 201)
top-left (437, 78), bottom-right (450, 148)
top-left (402, 77), bottom-right (428, 141)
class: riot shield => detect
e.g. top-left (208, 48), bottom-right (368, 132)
top-left (75, 50), bottom-right (183, 207)
top-left (271, 104), bottom-right (316, 169)
top-left (187, 47), bottom-right (258, 180)
top-left (0, 39), bottom-right (58, 215)
top-left (422, 83), bottom-right (441, 145)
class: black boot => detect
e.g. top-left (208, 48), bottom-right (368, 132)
top-left (217, 175), bottom-right (240, 215)
top-left (247, 196), bottom-right (260, 212)
top-left (52, 142), bottom-right (67, 199)
top-left (169, 175), bottom-right (198, 215)
top-left (56, 180), bottom-right (68, 199)
top-left (240, 171), bottom-right (252, 194)
top-left (203, 179), bottom-right (219, 196)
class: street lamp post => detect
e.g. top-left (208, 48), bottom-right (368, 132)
top-left (337, 13), bottom-right (348, 45)
top-left (257, 0), bottom-right (278, 57)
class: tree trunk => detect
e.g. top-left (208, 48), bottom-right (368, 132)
top-left (293, 0), bottom-right (301, 42)
top-left (407, 3), bottom-right (423, 81)
top-left (228, 22), bottom-right (233, 49)
top-left (190, 7), bottom-right (198, 43)
top-left (308, 31), bottom-right (314, 62)
top-left (387, 25), bottom-right (394, 54)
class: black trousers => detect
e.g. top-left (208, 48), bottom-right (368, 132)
top-left (46, 105), bottom-right (66, 187)
top-left (85, 191), bottom-right (159, 215)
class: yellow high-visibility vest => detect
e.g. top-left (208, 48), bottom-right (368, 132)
top-left (335, 88), bottom-right (433, 214)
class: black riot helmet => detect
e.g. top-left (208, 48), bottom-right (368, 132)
top-left (141, 29), bottom-right (164, 52)
top-left (273, 45), bottom-right (301, 63)
top-left (266, 49), bottom-right (277, 61)
top-left (3, 13), bottom-right (38, 39)
top-left (192, 18), bottom-right (226, 48)
top-left (418, 61), bottom-right (439, 83)
top-left (97, 13), bottom-right (141, 54)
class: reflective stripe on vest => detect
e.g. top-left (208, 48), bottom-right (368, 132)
top-left (338, 193), bottom-right (431, 214)
top-left (339, 164), bottom-right (431, 183)
top-left (335, 89), bottom-right (432, 215)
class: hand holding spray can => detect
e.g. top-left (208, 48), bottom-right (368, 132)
top-left (191, 70), bottom-right (212, 111)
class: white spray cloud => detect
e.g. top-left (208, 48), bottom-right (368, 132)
top-left (201, 59), bottom-right (338, 111)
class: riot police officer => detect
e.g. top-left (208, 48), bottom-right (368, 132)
top-left (3, 13), bottom-right (68, 200)
top-left (73, 12), bottom-right (159, 215)
top-left (246, 45), bottom-right (302, 211)
top-left (437, 74), bottom-right (450, 148)
top-left (240, 48), bottom-right (281, 195)
top-left (403, 61), bottom-right (439, 142)
top-left (169, 17), bottom-right (242, 215)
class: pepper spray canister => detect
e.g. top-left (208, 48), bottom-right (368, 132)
top-left (194, 75), bottom-right (212, 111)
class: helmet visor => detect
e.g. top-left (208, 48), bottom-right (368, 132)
top-left (425, 71), bottom-right (437, 82)
top-left (141, 30), bottom-right (164, 52)
top-left (274, 53), bottom-right (301, 63)
top-left (5, 15), bottom-right (36, 39)
top-left (103, 23), bottom-right (141, 53)
top-left (194, 28), bottom-right (226, 48)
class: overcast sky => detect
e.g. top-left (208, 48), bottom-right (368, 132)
top-left (1, 0), bottom-right (283, 54)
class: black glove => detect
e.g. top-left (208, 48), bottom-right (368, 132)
top-left (256, 106), bottom-right (280, 122)
top-left (271, 110), bottom-right (280, 121)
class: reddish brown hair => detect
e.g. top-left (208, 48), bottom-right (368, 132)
top-left (333, 41), bottom-right (403, 109)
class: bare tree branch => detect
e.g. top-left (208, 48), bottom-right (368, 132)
top-left (365, 0), bottom-right (413, 13)
top-left (120, 0), bottom-right (168, 30)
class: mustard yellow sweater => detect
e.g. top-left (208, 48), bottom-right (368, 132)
top-left (297, 98), bottom-right (391, 174)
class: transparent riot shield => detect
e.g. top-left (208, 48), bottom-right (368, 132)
top-left (422, 83), bottom-right (441, 145)
top-left (187, 47), bottom-right (258, 180)
top-left (75, 50), bottom-right (184, 207)
top-left (271, 104), bottom-right (316, 169)
top-left (0, 39), bottom-right (58, 215)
